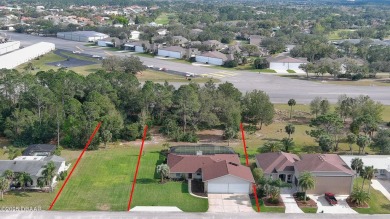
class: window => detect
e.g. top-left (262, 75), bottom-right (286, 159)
top-left (176, 173), bottom-right (181, 177)
top-left (287, 174), bottom-right (292, 181)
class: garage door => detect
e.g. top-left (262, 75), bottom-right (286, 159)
top-left (208, 183), bottom-right (248, 194)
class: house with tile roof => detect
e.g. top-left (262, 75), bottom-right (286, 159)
top-left (167, 151), bottom-right (254, 194)
top-left (256, 152), bottom-right (355, 195)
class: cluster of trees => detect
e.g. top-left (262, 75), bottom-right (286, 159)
top-left (102, 56), bottom-right (146, 73)
top-left (307, 95), bottom-right (385, 154)
top-left (349, 158), bottom-right (375, 206)
top-left (0, 67), bottom-right (276, 149)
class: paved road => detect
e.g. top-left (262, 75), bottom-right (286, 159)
top-left (2, 211), bottom-right (390, 219)
top-left (3, 31), bottom-right (390, 105)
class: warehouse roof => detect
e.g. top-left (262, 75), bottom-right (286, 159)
top-left (57, 31), bottom-right (108, 38)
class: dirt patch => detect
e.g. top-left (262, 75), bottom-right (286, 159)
top-left (197, 129), bottom-right (224, 143)
top-left (346, 197), bottom-right (369, 208)
top-left (96, 203), bottom-right (111, 211)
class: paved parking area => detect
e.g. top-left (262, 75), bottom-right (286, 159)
top-left (372, 179), bottom-right (390, 201)
top-left (208, 194), bottom-right (254, 213)
top-left (308, 195), bottom-right (357, 214)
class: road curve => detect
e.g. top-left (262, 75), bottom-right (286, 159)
top-left (3, 31), bottom-right (390, 105)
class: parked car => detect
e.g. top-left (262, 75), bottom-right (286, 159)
top-left (92, 55), bottom-right (101, 58)
top-left (73, 51), bottom-right (81, 54)
top-left (185, 72), bottom-right (195, 77)
top-left (325, 192), bottom-right (338, 205)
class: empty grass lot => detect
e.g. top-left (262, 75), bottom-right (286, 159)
top-left (155, 13), bottom-right (176, 25)
top-left (137, 70), bottom-right (220, 83)
top-left (52, 146), bottom-right (208, 211)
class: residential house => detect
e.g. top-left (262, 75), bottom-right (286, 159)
top-left (202, 40), bottom-right (225, 50)
top-left (172, 36), bottom-right (189, 46)
top-left (168, 151), bottom-right (254, 194)
top-left (130, 31), bottom-right (141, 40)
top-left (0, 155), bottom-right (68, 189)
top-left (267, 56), bottom-right (308, 73)
top-left (158, 46), bottom-right (187, 59)
top-left (340, 155), bottom-right (390, 179)
top-left (22, 144), bottom-right (57, 156)
top-left (195, 51), bottom-right (228, 65)
top-left (124, 41), bottom-right (150, 52)
top-left (256, 152), bottom-right (355, 195)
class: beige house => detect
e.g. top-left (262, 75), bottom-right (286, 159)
top-left (256, 152), bottom-right (355, 195)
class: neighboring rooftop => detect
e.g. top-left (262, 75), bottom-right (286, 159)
top-left (169, 145), bottom-right (235, 155)
top-left (197, 51), bottom-right (228, 61)
top-left (340, 155), bottom-right (390, 171)
top-left (202, 160), bottom-right (254, 182)
top-left (159, 46), bottom-right (186, 53)
top-left (256, 152), bottom-right (300, 174)
top-left (295, 154), bottom-right (355, 175)
top-left (267, 56), bottom-right (308, 63)
top-left (57, 31), bottom-right (109, 38)
top-left (22, 144), bottom-right (57, 156)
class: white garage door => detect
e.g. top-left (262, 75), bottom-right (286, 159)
top-left (208, 183), bottom-right (248, 194)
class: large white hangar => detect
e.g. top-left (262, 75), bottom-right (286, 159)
top-left (0, 41), bottom-right (20, 55)
top-left (0, 42), bottom-right (55, 69)
top-left (57, 31), bottom-right (109, 42)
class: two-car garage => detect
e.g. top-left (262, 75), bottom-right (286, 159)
top-left (205, 175), bottom-right (252, 194)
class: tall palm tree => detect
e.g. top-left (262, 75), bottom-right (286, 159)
top-left (288, 99), bottom-right (296, 119)
top-left (357, 134), bottom-right (371, 155)
top-left (42, 161), bottom-right (56, 192)
top-left (156, 164), bottom-right (170, 183)
top-left (281, 137), bottom-right (294, 152)
top-left (285, 124), bottom-right (295, 139)
top-left (17, 172), bottom-right (32, 191)
top-left (351, 158), bottom-right (364, 176)
top-left (0, 177), bottom-right (8, 200)
top-left (361, 166), bottom-right (375, 192)
top-left (346, 133), bottom-right (357, 155)
top-left (263, 141), bottom-right (281, 153)
top-left (298, 171), bottom-right (315, 202)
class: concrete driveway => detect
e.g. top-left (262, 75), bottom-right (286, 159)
top-left (372, 179), bottom-right (390, 201)
top-left (280, 188), bottom-right (304, 213)
top-left (308, 195), bottom-right (358, 214)
top-left (207, 194), bottom-right (254, 213)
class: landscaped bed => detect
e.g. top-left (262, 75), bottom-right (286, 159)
top-left (262, 196), bottom-right (285, 207)
top-left (293, 192), bottom-right (317, 208)
top-left (346, 197), bottom-right (369, 208)
top-left (249, 195), bottom-right (285, 213)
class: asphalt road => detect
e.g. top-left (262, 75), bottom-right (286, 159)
top-left (2, 211), bottom-right (390, 219)
top-left (3, 31), bottom-right (390, 105)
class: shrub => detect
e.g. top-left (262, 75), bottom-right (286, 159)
top-left (267, 197), bottom-right (279, 204)
top-left (223, 60), bottom-right (238, 68)
top-left (296, 192), bottom-right (310, 201)
top-left (386, 122), bottom-right (390, 127)
top-left (59, 171), bottom-right (68, 180)
top-left (351, 73), bottom-right (364, 81)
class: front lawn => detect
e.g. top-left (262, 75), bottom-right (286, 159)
top-left (259, 69), bottom-right (277, 73)
top-left (287, 69), bottom-right (296, 73)
top-left (51, 146), bottom-right (208, 211)
top-left (351, 177), bottom-right (390, 214)
top-left (250, 197), bottom-right (285, 213)
top-left (301, 207), bottom-right (318, 213)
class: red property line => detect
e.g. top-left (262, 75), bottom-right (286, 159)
top-left (240, 122), bottom-right (260, 212)
top-left (48, 122), bottom-right (102, 210)
top-left (127, 125), bottom-right (148, 211)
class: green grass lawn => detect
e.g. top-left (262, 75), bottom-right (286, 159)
top-left (301, 207), bottom-right (318, 213)
top-left (69, 64), bottom-right (102, 76)
top-left (327, 29), bottom-right (356, 40)
top-left (135, 53), bottom-right (155, 58)
top-left (352, 177), bottom-right (390, 214)
top-left (51, 146), bottom-right (208, 211)
top-left (137, 70), bottom-right (220, 83)
top-left (155, 13), bottom-right (176, 25)
top-left (15, 52), bottom-right (65, 73)
top-left (287, 69), bottom-right (296, 73)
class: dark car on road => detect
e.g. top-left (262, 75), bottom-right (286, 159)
top-left (325, 192), bottom-right (338, 205)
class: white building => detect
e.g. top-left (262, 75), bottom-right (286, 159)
top-left (158, 46), bottom-right (186, 59)
top-left (0, 41), bottom-right (20, 55)
top-left (195, 51), bottom-right (228, 66)
top-left (0, 42), bottom-right (55, 69)
top-left (57, 31), bottom-right (109, 42)
top-left (267, 56), bottom-right (308, 73)
top-left (124, 41), bottom-right (150, 53)
top-left (130, 31), bottom-right (141, 40)
top-left (340, 155), bottom-right (390, 179)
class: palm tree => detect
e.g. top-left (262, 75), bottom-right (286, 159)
top-left (351, 158), bottom-right (364, 176)
top-left (281, 137), bottom-right (294, 152)
top-left (156, 164), bottom-right (170, 183)
top-left (350, 187), bottom-right (370, 206)
top-left (357, 135), bottom-right (371, 154)
top-left (298, 171), bottom-right (315, 202)
top-left (361, 166), bottom-right (375, 192)
top-left (262, 141), bottom-right (281, 153)
top-left (3, 170), bottom-right (14, 182)
top-left (288, 99), bottom-right (296, 119)
top-left (42, 161), bottom-right (56, 192)
top-left (285, 124), bottom-right (295, 139)
top-left (346, 133), bottom-right (357, 155)
top-left (0, 177), bottom-right (8, 200)
top-left (17, 172), bottom-right (32, 191)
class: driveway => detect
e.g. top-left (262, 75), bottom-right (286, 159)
top-left (280, 188), bottom-right (304, 213)
top-left (371, 179), bottom-right (390, 201)
top-left (207, 194), bottom-right (254, 213)
top-left (308, 195), bottom-right (358, 214)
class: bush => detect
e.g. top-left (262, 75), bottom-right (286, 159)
top-left (267, 197), bottom-right (279, 204)
top-left (295, 192), bottom-right (310, 201)
top-left (59, 171), bottom-right (68, 180)
top-left (351, 73), bottom-right (364, 81)
top-left (223, 60), bottom-right (238, 68)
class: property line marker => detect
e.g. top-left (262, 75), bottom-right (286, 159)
top-left (239, 123), bottom-right (249, 166)
top-left (127, 125), bottom-right (148, 211)
top-left (48, 122), bottom-right (102, 210)
top-left (240, 122), bottom-right (260, 212)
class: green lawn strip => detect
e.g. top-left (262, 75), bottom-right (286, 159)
top-left (250, 198), bottom-right (285, 213)
top-left (287, 70), bottom-right (296, 73)
top-left (104, 47), bottom-right (122, 51)
top-left (132, 150), bottom-right (208, 212)
top-left (134, 53), bottom-right (155, 58)
top-left (137, 70), bottom-right (220, 83)
top-left (59, 51), bottom-right (100, 63)
top-left (352, 177), bottom-right (390, 214)
top-left (155, 13), bottom-right (176, 25)
top-left (259, 69), bottom-right (277, 73)
top-left (301, 207), bottom-right (318, 213)
top-left (68, 64), bottom-right (102, 76)
top-left (15, 52), bottom-right (65, 73)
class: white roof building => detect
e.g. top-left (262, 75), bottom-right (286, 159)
top-left (340, 155), bottom-right (390, 179)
